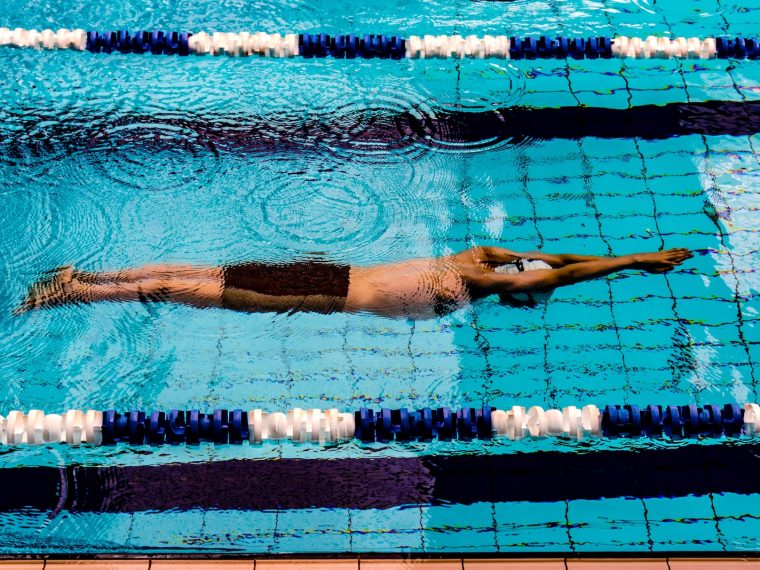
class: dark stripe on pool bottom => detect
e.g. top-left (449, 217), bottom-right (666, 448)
top-left (407, 99), bottom-right (760, 143)
top-left (5, 99), bottom-right (760, 154)
top-left (1, 443), bottom-right (759, 512)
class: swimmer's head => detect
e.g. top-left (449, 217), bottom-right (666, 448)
top-left (494, 258), bottom-right (555, 308)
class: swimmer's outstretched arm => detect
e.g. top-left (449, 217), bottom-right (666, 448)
top-left (481, 249), bottom-right (693, 294)
top-left (473, 246), bottom-right (618, 268)
top-left (518, 251), bottom-right (612, 268)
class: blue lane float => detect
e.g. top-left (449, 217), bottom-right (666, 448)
top-left (1, 27), bottom-right (760, 59)
top-left (1, 403), bottom-right (760, 446)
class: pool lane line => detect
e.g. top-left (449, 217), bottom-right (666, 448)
top-left (2, 28), bottom-right (760, 60)
top-left (1, 403), bottom-right (759, 446)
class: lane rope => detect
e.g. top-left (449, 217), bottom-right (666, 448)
top-left (1, 28), bottom-right (759, 59)
top-left (0, 403), bottom-right (757, 446)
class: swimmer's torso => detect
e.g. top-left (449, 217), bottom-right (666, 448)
top-left (345, 256), bottom-right (471, 318)
top-left (221, 251), bottom-right (499, 317)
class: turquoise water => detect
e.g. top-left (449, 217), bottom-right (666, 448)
top-left (0, 0), bottom-right (759, 555)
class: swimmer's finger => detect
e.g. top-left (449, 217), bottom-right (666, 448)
top-left (667, 249), bottom-right (692, 261)
top-left (675, 251), bottom-right (693, 262)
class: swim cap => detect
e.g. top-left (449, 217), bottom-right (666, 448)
top-left (494, 258), bottom-right (554, 306)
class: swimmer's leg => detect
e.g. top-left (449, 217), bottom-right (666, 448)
top-left (75, 264), bottom-right (222, 283)
top-left (85, 278), bottom-right (225, 308)
top-left (15, 273), bottom-right (224, 313)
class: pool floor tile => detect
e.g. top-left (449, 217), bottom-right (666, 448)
top-left (361, 560), bottom-right (461, 569)
top-left (44, 560), bottom-right (150, 570)
top-left (463, 560), bottom-right (565, 569)
top-left (668, 560), bottom-right (760, 569)
top-left (256, 562), bottom-right (358, 570)
top-left (566, 560), bottom-right (667, 569)
top-left (151, 562), bottom-right (252, 570)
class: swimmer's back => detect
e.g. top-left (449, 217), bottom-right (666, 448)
top-left (345, 257), bottom-right (470, 318)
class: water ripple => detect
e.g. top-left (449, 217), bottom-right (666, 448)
top-left (80, 113), bottom-right (224, 195)
top-left (250, 153), bottom-right (395, 258)
top-left (0, 188), bottom-right (60, 270)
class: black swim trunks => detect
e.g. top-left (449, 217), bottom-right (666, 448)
top-left (221, 261), bottom-right (351, 314)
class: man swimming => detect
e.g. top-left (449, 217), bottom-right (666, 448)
top-left (15, 247), bottom-right (692, 319)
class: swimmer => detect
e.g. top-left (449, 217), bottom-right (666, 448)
top-left (15, 247), bottom-right (692, 319)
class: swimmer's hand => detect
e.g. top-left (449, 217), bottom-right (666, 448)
top-left (633, 248), bottom-right (693, 274)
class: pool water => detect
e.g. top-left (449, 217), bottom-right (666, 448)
top-left (0, 0), bottom-right (759, 555)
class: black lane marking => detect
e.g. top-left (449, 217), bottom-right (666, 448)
top-left (4, 100), bottom-right (760, 157)
top-left (1, 442), bottom-right (759, 512)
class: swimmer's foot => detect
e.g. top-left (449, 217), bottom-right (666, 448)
top-left (635, 248), bottom-right (693, 274)
top-left (13, 266), bottom-right (84, 315)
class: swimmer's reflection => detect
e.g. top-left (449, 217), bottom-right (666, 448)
top-left (15, 247), bottom-right (692, 318)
